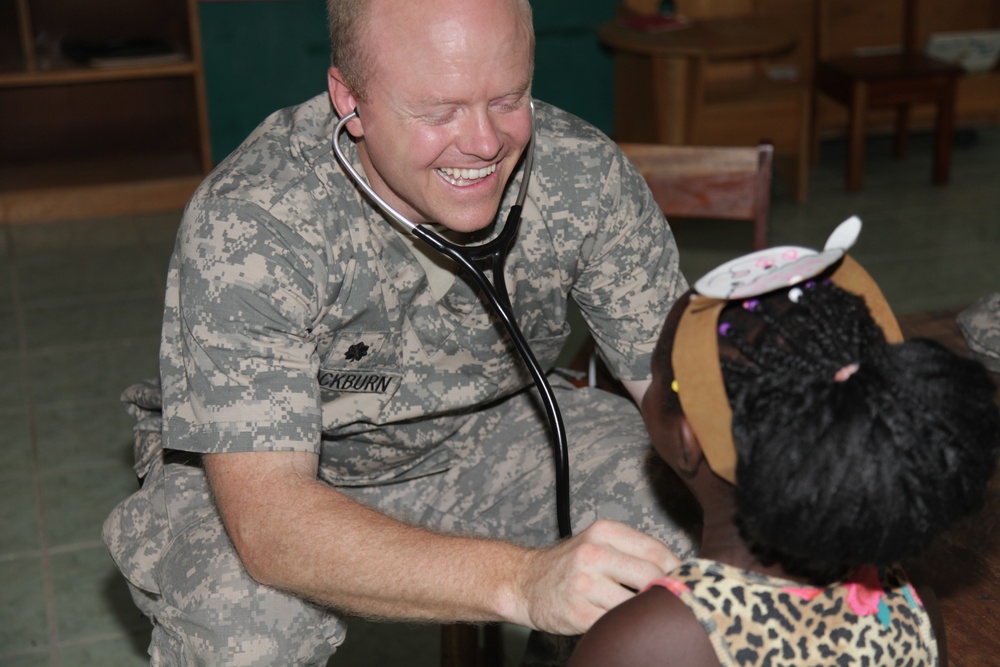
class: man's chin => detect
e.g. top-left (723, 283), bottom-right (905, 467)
top-left (432, 207), bottom-right (505, 235)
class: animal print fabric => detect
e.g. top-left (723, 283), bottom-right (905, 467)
top-left (649, 559), bottom-right (938, 666)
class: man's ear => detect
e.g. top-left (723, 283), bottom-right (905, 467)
top-left (327, 67), bottom-right (364, 137)
top-left (676, 418), bottom-right (707, 476)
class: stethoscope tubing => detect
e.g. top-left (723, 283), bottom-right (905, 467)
top-left (332, 108), bottom-right (573, 539)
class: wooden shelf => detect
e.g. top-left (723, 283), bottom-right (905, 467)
top-left (0, 151), bottom-right (204, 224)
top-left (0, 177), bottom-right (204, 225)
top-left (1, 0), bottom-right (211, 224)
top-left (0, 59), bottom-right (199, 88)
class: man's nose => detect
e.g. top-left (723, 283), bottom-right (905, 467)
top-left (456, 109), bottom-right (502, 160)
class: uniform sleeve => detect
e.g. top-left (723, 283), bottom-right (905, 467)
top-left (571, 145), bottom-right (688, 383)
top-left (160, 197), bottom-right (328, 455)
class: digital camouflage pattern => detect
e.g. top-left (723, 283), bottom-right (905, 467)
top-left (959, 292), bottom-right (1000, 373)
top-left (103, 93), bottom-right (694, 664)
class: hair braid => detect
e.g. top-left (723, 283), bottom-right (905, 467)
top-left (717, 280), bottom-right (1000, 583)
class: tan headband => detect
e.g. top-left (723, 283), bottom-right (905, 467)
top-left (671, 255), bottom-right (903, 484)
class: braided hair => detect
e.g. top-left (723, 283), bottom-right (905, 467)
top-left (716, 279), bottom-right (1000, 583)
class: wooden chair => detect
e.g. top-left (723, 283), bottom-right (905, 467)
top-left (812, 0), bottom-right (964, 191)
top-left (620, 141), bottom-right (774, 250)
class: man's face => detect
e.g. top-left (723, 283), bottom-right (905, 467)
top-left (349, 0), bottom-right (534, 233)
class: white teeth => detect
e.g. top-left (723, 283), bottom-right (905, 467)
top-left (438, 163), bottom-right (497, 185)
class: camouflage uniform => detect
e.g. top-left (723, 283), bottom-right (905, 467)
top-left (103, 94), bottom-right (696, 665)
top-left (958, 292), bottom-right (1000, 373)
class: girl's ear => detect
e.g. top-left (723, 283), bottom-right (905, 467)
top-left (676, 418), bottom-right (707, 476)
top-left (327, 67), bottom-right (364, 137)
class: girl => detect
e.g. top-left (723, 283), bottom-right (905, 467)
top-left (569, 239), bottom-right (1000, 667)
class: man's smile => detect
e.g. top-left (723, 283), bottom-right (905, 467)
top-left (437, 162), bottom-right (498, 186)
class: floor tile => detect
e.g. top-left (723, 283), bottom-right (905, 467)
top-left (0, 406), bottom-right (33, 479)
top-left (0, 474), bottom-right (41, 555)
top-left (33, 398), bottom-right (135, 472)
top-left (40, 463), bottom-right (140, 549)
top-left (0, 650), bottom-right (51, 667)
top-left (0, 351), bottom-right (26, 408)
top-left (56, 635), bottom-right (150, 667)
top-left (15, 253), bottom-right (160, 308)
top-left (20, 295), bottom-right (164, 350)
top-left (866, 246), bottom-right (1000, 315)
top-left (134, 211), bottom-right (183, 250)
top-left (0, 304), bottom-right (20, 353)
top-left (8, 218), bottom-right (144, 257)
top-left (0, 556), bottom-right (49, 655)
top-left (50, 546), bottom-right (150, 644)
top-left (26, 338), bottom-right (160, 409)
top-left (135, 212), bottom-right (183, 294)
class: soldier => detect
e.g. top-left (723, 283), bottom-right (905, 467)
top-left (103, 0), bottom-right (697, 664)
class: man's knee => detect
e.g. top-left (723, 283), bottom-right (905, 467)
top-left (146, 517), bottom-right (346, 666)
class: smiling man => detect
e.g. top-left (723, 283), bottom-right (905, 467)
top-left (329, 0), bottom-right (535, 232)
top-left (102, 0), bottom-right (696, 665)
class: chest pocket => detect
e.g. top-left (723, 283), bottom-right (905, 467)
top-left (317, 330), bottom-right (402, 424)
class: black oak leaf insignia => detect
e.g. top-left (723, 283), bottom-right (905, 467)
top-left (345, 342), bottom-right (369, 362)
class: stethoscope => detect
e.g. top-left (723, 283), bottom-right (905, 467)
top-left (332, 104), bottom-right (573, 539)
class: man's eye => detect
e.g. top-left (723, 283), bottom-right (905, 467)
top-left (493, 96), bottom-right (526, 112)
top-left (422, 110), bottom-right (457, 125)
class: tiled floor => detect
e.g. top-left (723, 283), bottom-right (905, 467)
top-left (1, 127), bottom-right (998, 666)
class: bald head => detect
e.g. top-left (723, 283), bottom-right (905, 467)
top-left (328, 0), bottom-right (534, 101)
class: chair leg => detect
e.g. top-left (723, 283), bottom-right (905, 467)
top-left (933, 82), bottom-right (958, 185)
top-left (893, 103), bottom-right (911, 159)
top-left (793, 90), bottom-right (812, 203)
top-left (796, 159), bottom-right (809, 203)
top-left (440, 623), bottom-right (505, 667)
top-left (483, 624), bottom-right (504, 667)
top-left (810, 90), bottom-right (823, 167)
top-left (846, 85), bottom-right (867, 191)
top-left (441, 624), bottom-right (479, 667)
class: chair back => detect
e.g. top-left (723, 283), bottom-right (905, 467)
top-left (815, 0), bottom-right (917, 60)
top-left (618, 142), bottom-right (774, 250)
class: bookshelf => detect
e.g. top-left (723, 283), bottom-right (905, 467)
top-left (0, 0), bottom-right (211, 224)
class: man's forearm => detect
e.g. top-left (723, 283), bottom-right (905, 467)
top-left (205, 450), bottom-right (533, 625)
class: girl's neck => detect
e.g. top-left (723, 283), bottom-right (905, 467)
top-left (696, 494), bottom-right (814, 585)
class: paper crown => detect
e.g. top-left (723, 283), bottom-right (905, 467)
top-left (671, 217), bottom-right (903, 484)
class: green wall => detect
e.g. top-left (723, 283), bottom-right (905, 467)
top-left (199, 0), bottom-right (621, 164)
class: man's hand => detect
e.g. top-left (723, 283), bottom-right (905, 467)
top-left (513, 519), bottom-right (680, 635)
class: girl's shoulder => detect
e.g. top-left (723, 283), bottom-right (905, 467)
top-left (568, 583), bottom-right (717, 667)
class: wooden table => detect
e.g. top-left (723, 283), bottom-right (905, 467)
top-left (598, 16), bottom-right (797, 144)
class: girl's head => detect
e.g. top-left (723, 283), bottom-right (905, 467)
top-left (646, 260), bottom-right (1000, 583)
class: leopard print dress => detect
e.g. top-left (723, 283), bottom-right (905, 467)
top-left (649, 558), bottom-right (939, 666)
